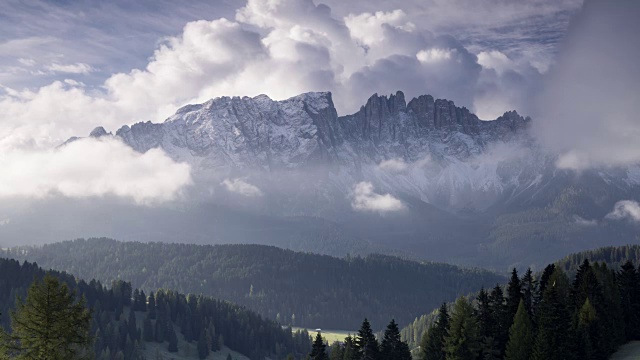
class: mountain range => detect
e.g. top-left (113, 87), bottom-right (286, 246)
top-left (4, 91), bottom-right (639, 270)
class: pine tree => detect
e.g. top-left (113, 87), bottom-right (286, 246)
top-left (356, 318), bottom-right (379, 360)
top-left (506, 268), bottom-right (522, 326)
top-left (380, 319), bottom-right (411, 360)
top-left (618, 260), bottom-right (640, 340)
top-left (128, 309), bottom-right (138, 342)
top-left (0, 275), bottom-right (91, 360)
top-left (310, 332), bottom-right (329, 360)
top-left (198, 329), bottom-right (210, 359)
top-left (532, 268), bottom-right (572, 360)
top-left (445, 296), bottom-right (480, 360)
top-left (521, 268), bottom-right (536, 318)
top-left (505, 300), bottom-right (534, 360)
top-left (421, 303), bottom-right (449, 360)
top-left (143, 316), bottom-right (154, 342)
top-left (488, 285), bottom-right (509, 355)
top-left (329, 341), bottom-right (344, 360)
top-left (167, 322), bottom-right (179, 352)
top-left (476, 288), bottom-right (499, 358)
top-left (343, 335), bottom-right (358, 360)
top-left (148, 291), bottom-right (157, 320)
top-left (576, 298), bottom-right (597, 360)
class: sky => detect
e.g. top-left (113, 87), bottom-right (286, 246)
top-left (0, 0), bottom-right (638, 204)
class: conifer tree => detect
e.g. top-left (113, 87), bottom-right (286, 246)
top-left (420, 303), bottom-right (449, 360)
top-left (536, 264), bottom-right (555, 306)
top-left (532, 268), bottom-right (572, 360)
top-left (521, 268), bottom-right (536, 318)
top-left (506, 269), bottom-right (522, 326)
top-left (380, 319), bottom-right (411, 360)
top-left (355, 318), bottom-right (379, 360)
top-left (167, 322), bottom-right (179, 353)
top-left (618, 260), bottom-right (640, 340)
top-left (143, 316), bottom-right (154, 342)
top-left (505, 300), bottom-right (533, 360)
top-left (488, 285), bottom-right (509, 355)
top-left (329, 341), bottom-right (344, 360)
top-left (198, 329), bottom-right (210, 359)
top-left (343, 335), bottom-right (358, 360)
top-left (311, 332), bottom-right (329, 360)
top-left (148, 291), bottom-right (157, 320)
top-left (0, 275), bottom-right (91, 360)
top-left (445, 296), bottom-right (480, 360)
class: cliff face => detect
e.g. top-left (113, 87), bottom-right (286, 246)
top-left (107, 90), bottom-right (529, 171)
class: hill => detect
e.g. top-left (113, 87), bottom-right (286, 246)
top-left (400, 244), bottom-right (640, 349)
top-left (4, 238), bottom-right (504, 330)
top-left (0, 257), bottom-right (310, 359)
top-left (556, 244), bottom-right (640, 274)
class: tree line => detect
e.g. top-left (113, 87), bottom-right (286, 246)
top-left (418, 260), bottom-right (640, 360)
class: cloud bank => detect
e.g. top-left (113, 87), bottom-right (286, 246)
top-left (0, 0), bottom-right (550, 153)
top-left (351, 181), bottom-right (404, 213)
top-left (533, 0), bottom-right (640, 170)
top-left (0, 138), bottom-right (192, 204)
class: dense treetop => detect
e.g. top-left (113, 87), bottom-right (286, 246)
top-left (4, 238), bottom-right (503, 330)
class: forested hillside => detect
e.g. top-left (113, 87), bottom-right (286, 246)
top-left (3, 238), bottom-right (504, 330)
top-left (401, 244), bottom-right (640, 358)
top-left (0, 257), bottom-right (310, 359)
top-left (557, 244), bottom-right (640, 274)
top-left (410, 260), bottom-right (640, 360)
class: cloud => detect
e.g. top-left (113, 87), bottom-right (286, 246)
top-left (574, 215), bottom-right (597, 227)
top-left (0, 137), bottom-right (192, 204)
top-left (0, 219), bottom-right (10, 226)
top-left (378, 158), bottom-right (408, 173)
top-left (416, 48), bottom-right (456, 64)
top-left (533, 0), bottom-right (640, 170)
top-left (46, 62), bottom-right (95, 74)
top-left (351, 181), bottom-right (404, 212)
top-left (0, 0), bottom-right (553, 153)
top-left (606, 201), bottom-right (640, 223)
top-left (221, 178), bottom-right (263, 197)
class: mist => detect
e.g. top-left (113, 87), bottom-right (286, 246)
top-left (533, 0), bottom-right (640, 170)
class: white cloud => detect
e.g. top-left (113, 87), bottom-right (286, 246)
top-left (46, 62), bottom-right (95, 74)
top-left (0, 218), bottom-right (10, 226)
top-left (0, 137), bottom-right (192, 205)
top-left (606, 200), bottom-right (640, 223)
top-left (17, 58), bottom-right (36, 66)
top-left (221, 178), bottom-right (263, 197)
top-left (345, 10), bottom-right (415, 48)
top-left (378, 158), bottom-right (408, 173)
top-left (574, 215), bottom-right (597, 226)
top-left (351, 181), bottom-right (404, 212)
top-left (416, 48), bottom-right (456, 64)
top-left (477, 51), bottom-right (513, 74)
top-left (0, 0), bottom-right (511, 153)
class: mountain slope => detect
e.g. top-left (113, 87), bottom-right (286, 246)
top-left (0, 257), bottom-right (309, 360)
top-left (4, 238), bottom-right (505, 330)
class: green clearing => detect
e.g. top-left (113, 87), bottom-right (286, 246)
top-left (611, 341), bottom-right (640, 360)
top-left (292, 327), bottom-right (355, 344)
